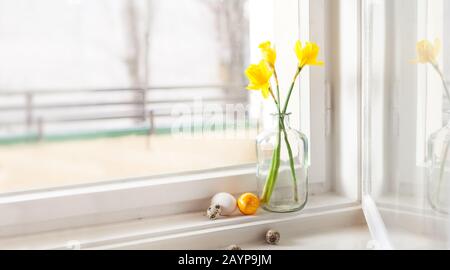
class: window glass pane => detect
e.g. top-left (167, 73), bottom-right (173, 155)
top-left (364, 0), bottom-right (450, 249)
top-left (0, 0), bottom-right (264, 193)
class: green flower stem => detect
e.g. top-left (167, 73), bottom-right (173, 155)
top-left (261, 66), bottom-right (303, 204)
top-left (279, 66), bottom-right (302, 202)
top-left (274, 69), bottom-right (281, 105)
top-left (281, 125), bottom-right (299, 202)
top-left (282, 67), bottom-right (302, 115)
top-left (261, 118), bottom-right (299, 203)
top-left (261, 126), bottom-right (281, 203)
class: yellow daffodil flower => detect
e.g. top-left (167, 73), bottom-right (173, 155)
top-left (259, 41), bottom-right (277, 68)
top-left (414, 39), bottom-right (441, 64)
top-left (294, 40), bottom-right (324, 68)
top-left (245, 60), bottom-right (273, 99)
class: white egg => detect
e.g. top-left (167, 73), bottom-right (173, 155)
top-left (211, 192), bottom-right (237, 215)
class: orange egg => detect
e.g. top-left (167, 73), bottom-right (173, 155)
top-left (237, 193), bottom-right (260, 215)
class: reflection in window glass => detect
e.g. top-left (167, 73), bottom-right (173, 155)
top-left (364, 0), bottom-right (450, 249)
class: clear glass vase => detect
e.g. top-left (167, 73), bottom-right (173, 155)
top-left (256, 113), bottom-right (309, 213)
top-left (427, 122), bottom-right (450, 215)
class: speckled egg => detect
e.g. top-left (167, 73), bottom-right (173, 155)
top-left (226, 244), bottom-right (242, 250)
top-left (206, 204), bottom-right (222, 220)
top-left (265, 229), bottom-right (280, 245)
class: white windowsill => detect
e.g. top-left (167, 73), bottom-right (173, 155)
top-left (373, 194), bottom-right (450, 249)
top-left (0, 165), bottom-right (330, 237)
top-left (0, 192), bottom-right (363, 250)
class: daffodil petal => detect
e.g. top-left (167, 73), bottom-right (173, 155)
top-left (261, 85), bottom-right (270, 99)
top-left (294, 40), bottom-right (324, 68)
top-left (246, 84), bottom-right (260, 90)
top-left (259, 41), bottom-right (271, 50)
top-left (259, 41), bottom-right (276, 67)
top-left (244, 60), bottom-right (273, 98)
top-left (414, 39), bottom-right (440, 64)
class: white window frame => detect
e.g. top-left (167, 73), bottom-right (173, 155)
top-left (0, 0), bottom-right (362, 243)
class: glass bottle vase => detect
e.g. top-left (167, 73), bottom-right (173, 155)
top-left (427, 122), bottom-right (450, 215)
top-left (256, 113), bottom-right (309, 213)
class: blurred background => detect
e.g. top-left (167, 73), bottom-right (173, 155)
top-left (0, 0), bottom-right (265, 193)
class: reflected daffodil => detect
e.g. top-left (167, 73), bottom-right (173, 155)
top-left (413, 38), bottom-right (450, 106)
top-left (245, 60), bottom-right (273, 99)
top-left (414, 39), bottom-right (441, 64)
